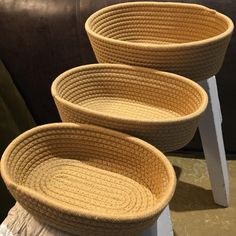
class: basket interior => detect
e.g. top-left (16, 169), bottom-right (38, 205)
top-left (55, 66), bottom-right (205, 121)
top-left (5, 125), bottom-right (173, 216)
top-left (88, 3), bottom-right (229, 44)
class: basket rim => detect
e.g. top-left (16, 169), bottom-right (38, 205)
top-left (51, 63), bottom-right (208, 124)
top-left (1, 122), bottom-right (176, 223)
top-left (85, 1), bottom-right (234, 49)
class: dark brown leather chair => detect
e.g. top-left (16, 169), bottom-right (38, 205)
top-left (0, 0), bottom-right (235, 151)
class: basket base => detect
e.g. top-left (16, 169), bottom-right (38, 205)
top-left (81, 98), bottom-right (180, 121)
top-left (24, 158), bottom-right (157, 216)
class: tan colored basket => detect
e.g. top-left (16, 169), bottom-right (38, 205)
top-left (85, 2), bottom-right (233, 81)
top-left (1, 123), bottom-right (176, 236)
top-left (51, 64), bottom-right (208, 152)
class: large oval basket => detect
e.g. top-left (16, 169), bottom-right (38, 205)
top-left (51, 64), bottom-right (208, 152)
top-left (85, 2), bottom-right (233, 81)
top-left (1, 123), bottom-right (176, 236)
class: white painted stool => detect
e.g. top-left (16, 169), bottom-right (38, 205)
top-left (198, 76), bottom-right (229, 207)
top-left (141, 206), bottom-right (173, 236)
top-left (141, 76), bottom-right (229, 236)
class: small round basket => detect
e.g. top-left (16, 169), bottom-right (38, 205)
top-left (85, 2), bottom-right (233, 81)
top-left (51, 64), bottom-right (208, 152)
top-left (1, 123), bottom-right (176, 236)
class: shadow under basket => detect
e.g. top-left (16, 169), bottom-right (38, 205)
top-left (51, 64), bottom-right (208, 152)
top-left (1, 123), bottom-right (176, 236)
top-left (85, 2), bottom-right (234, 81)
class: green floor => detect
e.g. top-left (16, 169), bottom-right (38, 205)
top-left (169, 154), bottom-right (236, 236)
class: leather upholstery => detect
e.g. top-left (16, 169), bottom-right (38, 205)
top-left (0, 0), bottom-right (235, 152)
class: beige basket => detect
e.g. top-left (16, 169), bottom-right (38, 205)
top-left (51, 64), bottom-right (208, 152)
top-left (1, 123), bottom-right (176, 236)
top-left (85, 2), bottom-right (233, 81)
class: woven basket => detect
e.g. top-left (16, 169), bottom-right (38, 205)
top-left (51, 64), bottom-right (208, 152)
top-left (85, 2), bottom-right (233, 81)
top-left (1, 123), bottom-right (176, 236)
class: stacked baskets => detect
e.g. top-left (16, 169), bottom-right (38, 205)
top-left (1, 123), bottom-right (176, 235)
top-left (85, 2), bottom-right (233, 81)
top-left (1, 2), bottom-right (233, 236)
top-left (51, 63), bottom-right (208, 152)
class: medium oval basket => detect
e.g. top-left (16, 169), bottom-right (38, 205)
top-left (1, 123), bottom-right (176, 236)
top-left (51, 64), bottom-right (208, 152)
top-left (85, 2), bottom-right (233, 81)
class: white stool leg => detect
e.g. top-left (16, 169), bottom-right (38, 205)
top-left (208, 76), bottom-right (223, 123)
top-left (198, 76), bottom-right (229, 207)
top-left (140, 205), bottom-right (173, 236)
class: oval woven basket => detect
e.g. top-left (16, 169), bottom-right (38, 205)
top-left (85, 2), bottom-right (234, 81)
top-left (51, 64), bottom-right (208, 152)
top-left (1, 123), bottom-right (176, 236)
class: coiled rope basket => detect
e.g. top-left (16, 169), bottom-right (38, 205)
top-left (85, 2), bottom-right (234, 81)
top-left (51, 64), bottom-right (208, 152)
top-left (1, 123), bottom-right (176, 236)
